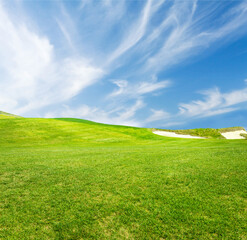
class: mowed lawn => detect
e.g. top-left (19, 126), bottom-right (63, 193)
top-left (0, 118), bottom-right (246, 239)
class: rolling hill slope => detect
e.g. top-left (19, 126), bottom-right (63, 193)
top-left (0, 117), bottom-right (164, 147)
top-left (0, 110), bottom-right (22, 119)
top-left (0, 116), bottom-right (246, 239)
top-left (0, 117), bottom-right (245, 147)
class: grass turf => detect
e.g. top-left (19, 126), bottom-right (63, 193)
top-left (0, 118), bottom-right (246, 239)
top-left (0, 111), bottom-right (22, 119)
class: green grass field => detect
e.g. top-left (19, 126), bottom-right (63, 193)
top-left (0, 116), bottom-right (246, 239)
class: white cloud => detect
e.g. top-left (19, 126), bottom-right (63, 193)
top-left (179, 82), bottom-right (247, 118)
top-left (109, 79), bottom-right (128, 97)
top-left (108, 0), bottom-right (153, 63)
top-left (119, 99), bottom-right (144, 122)
top-left (137, 80), bottom-right (170, 95)
top-left (0, 3), bottom-right (103, 115)
top-left (55, 18), bottom-right (74, 50)
top-left (109, 76), bottom-right (171, 99)
top-left (145, 109), bottom-right (170, 123)
top-left (146, 1), bottom-right (247, 72)
top-left (224, 88), bottom-right (247, 107)
top-left (179, 88), bottom-right (223, 117)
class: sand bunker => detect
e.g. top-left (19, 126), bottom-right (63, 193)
top-left (153, 130), bottom-right (205, 139)
top-left (220, 130), bottom-right (247, 139)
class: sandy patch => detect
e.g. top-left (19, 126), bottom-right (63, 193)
top-left (221, 130), bottom-right (247, 139)
top-left (153, 130), bottom-right (205, 139)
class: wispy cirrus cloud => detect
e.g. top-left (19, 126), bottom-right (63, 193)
top-left (55, 4), bottom-right (77, 51)
top-left (107, 0), bottom-right (153, 63)
top-left (145, 0), bottom-right (247, 72)
top-left (179, 81), bottom-right (247, 118)
top-left (109, 76), bottom-right (171, 99)
top-left (145, 109), bottom-right (170, 123)
top-left (139, 80), bottom-right (247, 127)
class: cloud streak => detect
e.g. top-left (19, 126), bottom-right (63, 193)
top-left (109, 76), bottom-right (171, 99)
top-left (146, 0), bottom-right (247, 72)
top-left (179, 82), bottom-right (247, 118)
top-left (108, 0), bottom-right (153, 63)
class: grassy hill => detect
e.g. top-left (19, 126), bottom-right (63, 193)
top-left (0, 117), bottom-right (246, 239)
top-left (0, 118), bottom-right (163, 147)
top-left (0, 110), bottom-right (22, 119)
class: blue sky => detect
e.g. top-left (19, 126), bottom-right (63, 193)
top-left (0, 0), bottom-right (247, 129)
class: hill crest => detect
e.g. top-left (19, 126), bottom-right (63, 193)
top-left (0, 111), bottom-right (22, 119)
